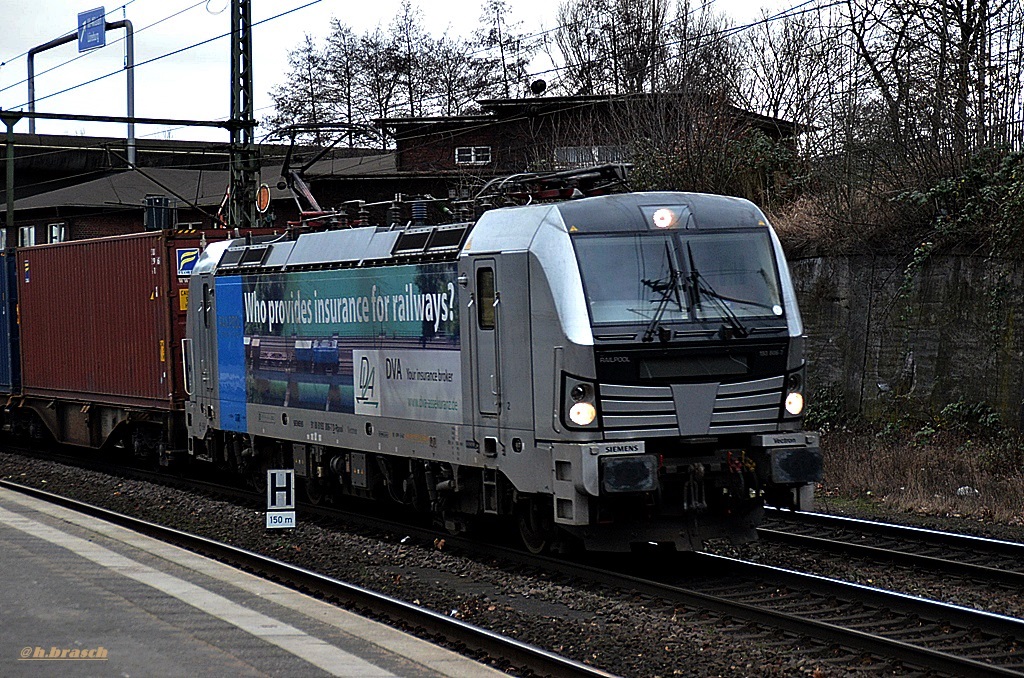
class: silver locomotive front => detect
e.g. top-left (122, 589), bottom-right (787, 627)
top-left (466, 192), bottom-right (821, 551)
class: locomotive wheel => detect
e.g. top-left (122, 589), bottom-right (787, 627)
top-left (517, 497), bottom-right (556, 555)
top-left (248, 466), bottom-right (267, 493)
top-left (246, 451), bottom-right (268, 493)
top-left (304, 476), bottom-right (325, 505)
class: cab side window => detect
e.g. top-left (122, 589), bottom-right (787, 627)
top-left (477, 268), bottom-right (495, 330)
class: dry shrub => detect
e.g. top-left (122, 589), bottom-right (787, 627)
top-left (767, 185), bottom-right (933, 256)
top-left (767, 196), bottom-right (839, 253)
top-left (819, 428), bottom-right (1024, 525)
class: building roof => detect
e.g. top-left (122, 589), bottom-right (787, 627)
top-left (376, 93), bottom-right (803, 137)
top-left (2, 152), bottom-right (400, 215)
top-left (3, 167), bottom-right (288, 213)
top-left (477, 94), bottom-right (805, 134)
top-left (374, 116), bottom-right (490, 130)
top-left (302, 152), bottom-right (396, 178)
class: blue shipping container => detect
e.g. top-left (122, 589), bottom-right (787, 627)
top-left (0, 250), bottom-right (20, 391)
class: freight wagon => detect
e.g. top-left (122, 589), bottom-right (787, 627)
top-left (4, 231), bottom-right (269, 461)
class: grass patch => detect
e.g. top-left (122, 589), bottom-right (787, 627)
top-left (812, 401), bottom-right (1024, 526)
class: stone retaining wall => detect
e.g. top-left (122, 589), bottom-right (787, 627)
top-left (790, 254), bottom-right (1024, 427)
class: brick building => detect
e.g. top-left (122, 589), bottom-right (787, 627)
top-left (376, 93), bottom-right (800, 200)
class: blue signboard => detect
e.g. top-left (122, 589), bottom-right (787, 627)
top-left (77, 7), bottom-right (106, 52)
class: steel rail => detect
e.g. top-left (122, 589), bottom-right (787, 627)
top-left (761, 508), bottom-right (1024, 587)
top-left (689, 554), bottom-right (1024, 676)
top-left (765, 507), bottom-right (1024, 554)
top-left (0, 479), bottom-right (618, 678)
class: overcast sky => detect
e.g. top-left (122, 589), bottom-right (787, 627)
top-left (0, 0), bottom-right (784, 141)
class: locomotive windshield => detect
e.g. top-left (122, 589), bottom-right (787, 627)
top-left (574, 231), bottom-right (784, 326)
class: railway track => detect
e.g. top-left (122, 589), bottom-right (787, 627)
top-left (758, 507), bottom-right (1024, 588)
top-left (540, 550), bottom-right (1024, 677)
top-left (332, 506), bottom-right (1024, 677)
top-left (6, 447), bottom-right (1024, 676)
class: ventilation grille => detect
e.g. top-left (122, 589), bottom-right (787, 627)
top-left (598, 375), bottom-right (784, 440)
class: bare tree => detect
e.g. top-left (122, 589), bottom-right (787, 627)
top-left (427, 34), bottom-right (493, 116)
top-left (390, 0), bottom-right (431, 118)
top-left (323, 20), bottom-right (364, 146)
top-left (552, 0), bottom-right (614, 95)
top-left (982, 2), bottom-right (1024, 147)
top-left (741, 0), bottom-right (1024, 254)
top-left (552, 0), bottom-right (669, 95)
top-left (473, 0), bottom-right (538, 98)
top-left (613, 0), bottom-right (669, 93)
top-left (266, 34), bottom-right (335, 145)
top-left (353, 25), bottom-right (405, 147)
top-left (842, 0), bottom-right (1024, 175)
top-left (737, 9), bottom-right (836, 130)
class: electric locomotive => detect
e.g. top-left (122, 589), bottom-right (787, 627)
top-left (183, 185), bottom-right (820, 552)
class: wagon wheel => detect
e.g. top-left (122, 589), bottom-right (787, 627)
top-left (517, 496), bottom-right (556, 555)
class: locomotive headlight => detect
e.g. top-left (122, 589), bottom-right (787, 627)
top-left (784, 371), bottom-right (804, 416)
top-left (563, 375), bottom-right (599, 429)
top-left (785, 391), bottom-right (804, 416)
top-left (652, 208), bottom-right (678, 229)
top-left (570, 402), bottom-right (598, 426)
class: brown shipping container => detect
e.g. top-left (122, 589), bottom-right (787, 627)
top-left (18, 232), bottom-right (200, 410)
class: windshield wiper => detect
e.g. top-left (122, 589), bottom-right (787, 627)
top-left (641, 243), bottom-right (686, 343)
top-left (686, 243), bottom-right (749, 340)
